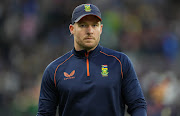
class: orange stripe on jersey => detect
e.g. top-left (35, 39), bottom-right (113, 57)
top-left (100, 51), bottom-right (123, 79)
top-left (54, 54), bottom-right (74, 87)
top-left (85, 52), bottom-right (90, 76)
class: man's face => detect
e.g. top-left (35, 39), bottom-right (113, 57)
top-left (69, 15), bottom-right (103, 51)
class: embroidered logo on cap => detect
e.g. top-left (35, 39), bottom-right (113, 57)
top-left (101, 65), bottom-right (109, 77)
top-left (84, 4), bottom-right (91, 12)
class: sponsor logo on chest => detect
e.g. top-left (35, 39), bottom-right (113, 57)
top-left (64, 70), bottom-right (75, 80)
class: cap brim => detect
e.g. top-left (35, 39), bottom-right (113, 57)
top-left (74, 14), bottom-right (102, 23)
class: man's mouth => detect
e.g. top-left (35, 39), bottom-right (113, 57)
top-left (84, 37), bottom-right (94, 40)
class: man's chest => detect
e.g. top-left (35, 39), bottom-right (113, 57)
top-left (55, 57), bottom-right (122, 93)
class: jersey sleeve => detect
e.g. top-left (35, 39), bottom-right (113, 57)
top-left (121, 54), bottom-right (147, 116)
top-left (37, 66), bottom-right (59, 116)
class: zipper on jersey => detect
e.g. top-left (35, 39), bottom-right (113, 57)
top-left (85, 52), bottom-right (90, 76)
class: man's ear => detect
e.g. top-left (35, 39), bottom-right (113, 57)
top-left (100, 24), bottom-right (103, 34)
top-left (69, 24), bottom-right (75, 35)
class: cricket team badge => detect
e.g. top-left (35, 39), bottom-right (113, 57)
top-left (101, 65), bottom-right (109, 77)
top-left (84, 4), bottom-right (92, 12)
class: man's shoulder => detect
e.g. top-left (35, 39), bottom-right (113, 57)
top-left (101, 47), bottom-right (128, 59)
top-left (46, 51), bottom-right (73, 70)
top-left (101, 47), bottom-right (134, 74)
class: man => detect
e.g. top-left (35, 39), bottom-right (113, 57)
top-left (37, 3), bottom-right (147, 116)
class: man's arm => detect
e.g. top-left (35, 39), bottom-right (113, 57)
top-left (121, 55), bottom-right (147, 116)
top-left (37, 67), bottom-right (59, 116)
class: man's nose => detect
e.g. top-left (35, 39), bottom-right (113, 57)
top-left (87, 26), bottom-right (93, 34)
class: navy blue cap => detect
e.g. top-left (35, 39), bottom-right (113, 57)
top-left (71, 4), bottom-right (102, 24)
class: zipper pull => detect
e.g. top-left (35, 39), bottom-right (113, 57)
top-left (85, 52), bottom-right (89, 58)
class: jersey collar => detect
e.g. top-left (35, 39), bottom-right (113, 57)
top-left (72, 44), bottom-right (102, 58)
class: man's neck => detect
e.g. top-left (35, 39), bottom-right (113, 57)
top-left (74, 45), bottom-right (97, 52)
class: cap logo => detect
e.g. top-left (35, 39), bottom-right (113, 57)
top-left (84, 4), bottom-right (91, 12)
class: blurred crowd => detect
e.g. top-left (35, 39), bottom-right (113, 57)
top-left (0, 0), bottom-right (179, 116)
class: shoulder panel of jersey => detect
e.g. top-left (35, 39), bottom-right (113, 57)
top-left (100, 47), bottom-right (131, 79)
top-left (45, 52), bottom-right (74, 87)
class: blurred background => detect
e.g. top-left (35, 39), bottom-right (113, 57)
top-left (0, 0), bottom-right (180, 116)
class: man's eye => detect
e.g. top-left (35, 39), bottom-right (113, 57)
top-left (80, 24), bottom-right (86, 27)
top-left (93, 24), bottom-right (98, 27)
